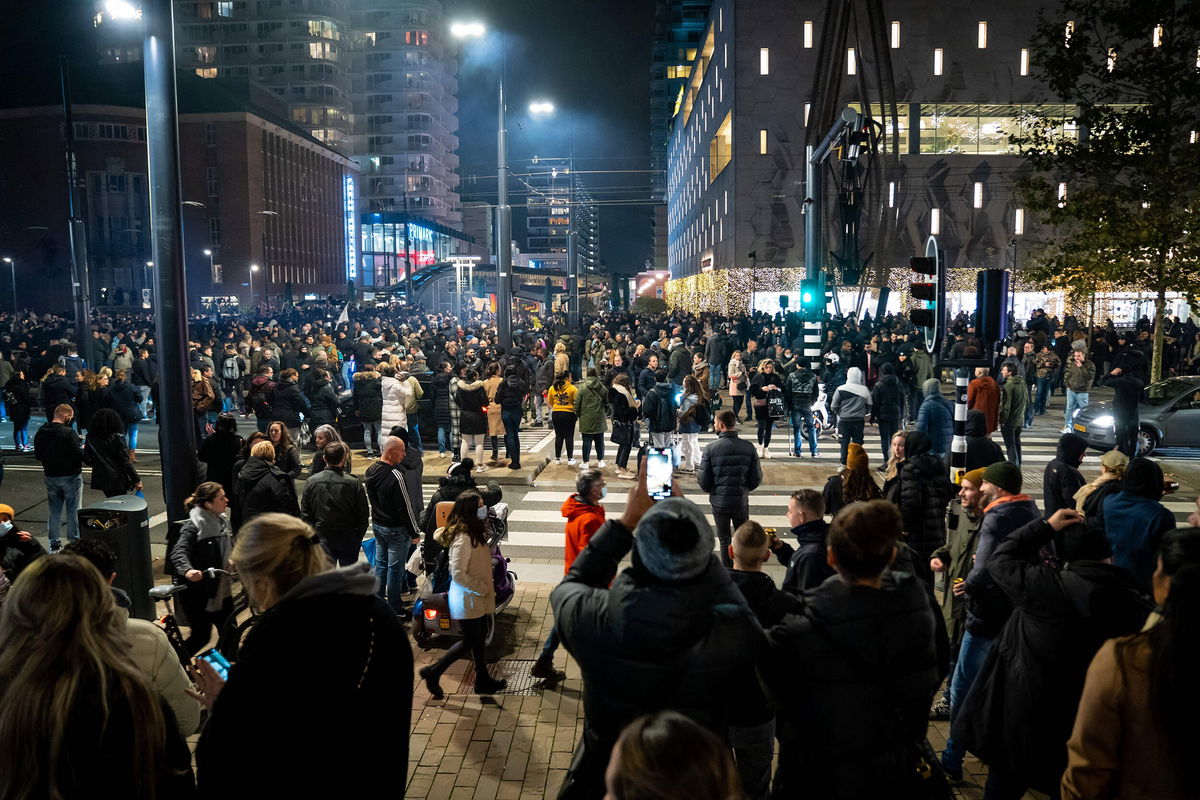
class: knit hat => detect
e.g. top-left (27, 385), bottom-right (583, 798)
top-left (633, 498), bottom-right (715, 581)
top-left (0, 503), bottom-right (13, 519)
top-left (1099, 449), bottom-right (1129, 472)
top-left (846, 442), bottom-right (870, 471)
top-left (982, 461), bottom-right (1023, 494)
top-left (962, 468), bottom-right (986, 488)
top-left (1071, 340), bottom-right (1088, 352)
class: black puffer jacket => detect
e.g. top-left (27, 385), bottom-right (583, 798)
top-left (1042, 433), bottom-right (1087, 518)
top-left (270, 379), bottom-right (307, 428)
top-left (869, 363), bottom-right (903, 423)
top-left (964, 495), bottom-right (1041, 638)
top-left (697, 431), bottom-right (762, 512)
top-left (493, 374), bottom-right (528, 413)
top-left (953, 517), bottom-right (1151, 794)
top-left (305, 378), bottom-right (340, 428)
top-left (897, 431), bottom-right (953, 562)
top-left (351, 372), bottom-right (383, 422)
top-left (551, 520), bottom-right (762, 795)
top-left (764, 570), bottom-right (946, 800)
top-left (453, 380), bottom-right (488, 436)
top-left (233, 456), bottom-right (300, 530)
top-left (429, 370), bottom-right (453, 427)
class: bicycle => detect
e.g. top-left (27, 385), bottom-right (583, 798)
top-left (150, 567), bottom-right (252, 667)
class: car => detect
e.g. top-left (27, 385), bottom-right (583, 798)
top-left (1071, 375), bottom-right (1200, 455)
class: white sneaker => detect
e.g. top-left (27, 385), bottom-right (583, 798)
top-left (555, 457), bottom-right (562, 464)
top-left (475, 465), bottom-right (489, 473)
top-left (568, 458), bottom-right (577, 465)
top-left (598, 460), bottom-right (606, 469)
top-left (579, 461), bottom-right (588, 471)
top-left (763, 447), bottom-right (772, 459)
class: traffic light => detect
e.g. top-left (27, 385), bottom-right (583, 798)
top-left (800, 277), bottom-right (821, 319)
top-left (909, 254), bottom-right (943, 352)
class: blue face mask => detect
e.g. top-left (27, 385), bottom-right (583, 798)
top-left (0, 521), bottom-right (11, 534)
top-left (600, 486), bottom-right (608, 499)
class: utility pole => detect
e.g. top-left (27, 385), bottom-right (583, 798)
top-left (59, 58), bottom-right (93, 339)
top-left (403, 166), bottom-right (413, 302)
top-left (496, 76), bottom-right (513, 349)
top-left (566, 124), bottom-right (579, 330)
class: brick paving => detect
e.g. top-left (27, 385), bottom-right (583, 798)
top-left (406, 580), bottom-right (1030, 800)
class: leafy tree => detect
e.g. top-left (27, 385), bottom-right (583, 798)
top-left (1012, 0), bottom-right (1200, 380)
top-left (631, 296), bottom-right (667, 316)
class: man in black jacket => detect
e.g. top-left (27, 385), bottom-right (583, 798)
top-left (364, 435), bottom-right (424, 618)
top-left (698, 410), bottom-right (763, 568)
top-left (767, 488), bottom-right (833, 594)
top-left (1107, 335), bottom-right (1148, 456)
top-left (33, 404), bottom-right (84, 552)
top-left (550, 464), bottom-right (761, 800)
top-left (301, 442), bottom-right (370, 566)
top-left (1042, 432), bottom-right (1088, 520)
top-left (763, 499), bottom-right (945, 799)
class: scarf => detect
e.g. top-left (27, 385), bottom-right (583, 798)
top-left (189, 506), bottom-right (233, 612)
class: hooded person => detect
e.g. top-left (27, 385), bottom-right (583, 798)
top-left (958, 409), bottom-right (1004, 473)
top-left (1102, 457), bottom-right (1177, 589)
top-left (830, 366), bottom-right (872, 466)
top-left (869, 362), bottom-right (904, 464)
top-left (551, 492), bottom-right (762, 799)
top-left (1043, 432), bottom-right (1089, 520)
top-left (916, 378), bottom-right (954, 458)
top-left (897, 430), bottom-right (955, 564)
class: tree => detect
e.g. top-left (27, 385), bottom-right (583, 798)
top-left (1012, 0), bottom-right (1200, 380)
top-left (631, 296), bottom-right (667, 316)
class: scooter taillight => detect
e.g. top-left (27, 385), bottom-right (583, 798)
top-left (423, 608), bottom-right (439, 620)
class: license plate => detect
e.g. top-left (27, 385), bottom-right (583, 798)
top-left (438, 618), bottom-right (451, 630)
top-left (1073, 423), bottom-right (1086, 432)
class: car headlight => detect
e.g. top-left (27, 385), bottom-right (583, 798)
top-left (1092, 415), bottom-right (1114, 428)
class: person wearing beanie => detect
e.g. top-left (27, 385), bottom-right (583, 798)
top-left (953, 507), bottom-right (1151, 798)
top-left (763, 499), bottom-right (945, 799)
top-left (1074, 449), bottom-right (1127, 525)
top-left (550, 462), bottom-right (761, 798)
top-left (917, 377), bottom-right (954, 459)
top-left (928, 467), bottom-right (986, 720)
top-left (941, 461), bottom-right (1040, 780)
top-left (1043, 432), bottom-right (1089, 521)
top-left (821, 442), bottom-right (881, 518)
top-left (0, 502), bottom-right (45, 584)
top-left (1101, 457), bottom-right (1177, 589)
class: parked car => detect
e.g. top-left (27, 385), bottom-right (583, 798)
top-left (1071, 376), bottom-right (1200, 455)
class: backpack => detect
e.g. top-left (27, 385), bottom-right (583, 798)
top-left (222, 355), bottom-right (241, 380)
top-left (693, 399), bottom-right (713, 429)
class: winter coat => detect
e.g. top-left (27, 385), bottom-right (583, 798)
top-left (1043, 434), bottom-right (1088, 518)
top-left (931, 502), bottom-right (981, 647)
top-left (482, 375), bottom-right (505, 436)
top-left (785, 367), bottom-right (819, 412)
top-left (419, 474), bottom-right (502, 539)
top-left (271, 379), bottom-right (307, 428)
top-left (85, 432), bottom-right (139, 493)
top-left (1034, 349), bottom-right (1062, 380)
top-left (1108, 346), bottom-right (1148, 411)
top-left (40, 373), bottom-right (77, 411)
top-left (763, 570), bottom-right (945, 800)
top-left (998, 375), bottom-right (1029, 428)
top-left (964, 495), bottom-right (1041, 638)
top-left (453, 380), bottom-right (489, 436)
top-left (437, 528), bottom-right (496, 619)
top-left (830, 366), bottom-right (871, 421)
top-left (429, 371), bottom-right (453, 427)
top-left (197, 430), bottom-right (244, 499)
top-left (897, 431), bottom-right (954, 562)
top-left (967, 375), bottom-right (1000, 434)
top-left (749, 369), bottom-right (783, 409)
top-left (1102, 491), bottom-right (1176, 590)
top-left (493, 375), bottom-right (528, 415)
top-left (957, 409), bottom-right (1004, 473)
top-left (306, 379), bottom-right (339, 428)
top-left (108, 379), bottom-right (142, 426)
top-left (697, 431), bottom-right (762, 512)
top-left (1063, 359), bottom-right (1096, 393)
top-left (916, 381), bottom-right (954, 457)
top-left (641, 381), bottom-right (677, 433)
top-left (954, 517), bottom-right (1151, 794)
top-left (609, 384), bottom-right (639, 424)
top-left (869, 365), bottom-right (903, 423)
top-left (574, 377), bottom-right (611, 435)
top-left (351, 372), bottom-right (383, 422)
top-left (551, 520), bottom-right (762, 794)
top-left (169, 508), bottom-right (233, 605)
top-left (636, 366), bottom-right (658, 399)
top-left (301, 468), bottom-right (370, 557)
top-left (667, 343), bottom-right (691, 385)
top-left (0, 525), bottom-right (45, 582)
top-left (562, 494), bottom-right (606, 574)
top-left (727, 358), bottom-right (746, 397)
top-left (196, 564), bottom-right (412, 798)
top-left (4, 376), bottom-right (34, 426)
top-left (233, 456), bottom-right (300, 530)
top-left (771, 519), bottom-right (834, 594)
top-left (380, 375), bottom-right (408, 433)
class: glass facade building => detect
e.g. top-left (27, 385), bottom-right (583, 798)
top-left (359, 211), bottom-right (473, 287)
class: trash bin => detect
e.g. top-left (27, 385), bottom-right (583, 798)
top-left (79, 495), bottom-right (153, 621)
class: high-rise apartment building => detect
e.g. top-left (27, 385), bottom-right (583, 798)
top-left (100, 0), bottom-right (462, 229)
top-left (525, 160), bottom-right (598, 275)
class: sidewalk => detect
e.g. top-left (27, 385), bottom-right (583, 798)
top-left (406, 580), bottom-right (1017, 800)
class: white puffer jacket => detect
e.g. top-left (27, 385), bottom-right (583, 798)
top-left (381, 375), bottom-right (410, 433)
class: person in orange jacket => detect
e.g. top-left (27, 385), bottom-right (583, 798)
top-left (532, 468), bottom-right (607, 683)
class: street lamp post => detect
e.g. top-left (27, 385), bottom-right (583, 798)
top-left (203, 248), bottom-right (214, 282)
top-left (249, 263), bottom-right (260, 308)
top-left (453, 21), bottom-right (513, 350)
top-left (2, 258), bottom-right (15, 313)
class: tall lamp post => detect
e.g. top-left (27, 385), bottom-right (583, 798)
top-left (2, 257), bottom-right (15, 313)
top-left (452, 21), bottom-right (513, 350)
top-left (249, 263), bottom-right (260, 308)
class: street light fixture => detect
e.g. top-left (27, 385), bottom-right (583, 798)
top-left (529, 101), bottom-right (555, 115)
top-left (450, 21), bottom-right (485, 39)
top-left (2, 257), bottom-right (15, 313)
top-left (249, 262), bottom-right (260, 308)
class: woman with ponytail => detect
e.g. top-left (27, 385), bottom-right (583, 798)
top-left (193, 513), bottom-right (413, 797)
top-left (1063, 527), bottom-right (1200, 799)
top-left (169, 481), bottom-right (235, 656)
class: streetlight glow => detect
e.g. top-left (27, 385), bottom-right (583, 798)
top-left (203, 249), bottom-right (212, 256)
top-left (529, 101), bottom-right (556, 115)
top-left (250, 264), bottom-right (260, 272)
top-left (146, 261), bottom-right (153, 267)
top-left (102, 0), bottom-right (142, 21)
top-left (450, 21), bottom-right (485, 39)
top-left (2, 258), bottom-right (11, 264)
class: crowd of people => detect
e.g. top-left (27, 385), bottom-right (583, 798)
top-left (0, 299), bottom-right (1197, 800)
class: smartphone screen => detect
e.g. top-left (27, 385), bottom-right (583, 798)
top-left (646, 448), bottom-right (673, 501)
top-left (198, 648), bottom-right (232, 680)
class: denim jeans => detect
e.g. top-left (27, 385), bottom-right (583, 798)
top-left (1024, 384), bottom-right (1036, 427)
top-left (1035, 377), bottom-right (1052, 414)
top-left (363, 421), bottom-right (382, 455)
top-left (838, 418), bottom-right (865, 465)
top-left (502, 408), bottom-right (522, 465)
top-left (127, 421), bottom-right (139, 451)
top-left (942, 630), bottom-right (995, 771)
top-left (45, 474), bottom-right (83, 549)
top-left (581, 432), bottom-right (604, 463)
top-left (790, 409), bottom-right (817, 455)
top-left (408, 421), bottom-right (423, 451)
top-left (1001, 424), bottom-right (1022, 467)
top-left (133, 384), bottom-right (151, 418)
top-left (1065, 390), bottom-right (1089, 429)
top-left (341, 361), bottom-right (354, 390)
top-left (877, 418), bottom-right (899, 464)
top-left (540, 626), bottom-right (560, 660)
top-left (437, 425), bottom-right (451, 454)
top-left (372, 525), bottom-right (413, 614)
top-left (708, 362), bottom-right (723, 393)
top-left (728, 717), bottom-right (775, 800)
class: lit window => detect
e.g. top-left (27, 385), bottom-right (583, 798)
top-left (1020, 48), bottom-right (1030, 75)
top-left (804, 21), bottom-right (813, 48)
top-left (1058, 182), bottom-right (1068, 207)
top-left (978, 21), bottom-right (988, 48)
top-left (1191, 130), bottom-right (1197, 144)
top-left (1107, 48), bottom-right (1117, 72)
top-left (1153, 24), bottom-right (1163, 47)
top-left (709, 111), bottom-right (732, 182)
top-left (195, 67), bottom-right (217, 79)
top-left (847, 47), bottom-right (857, 75)
top-left (930, 208), bottom-right (941, 235)
top-left (1065, 20), bottom-right (1075, 46)
top-left (973, 182), bottom-right (984, 208)
top-left (933, 48), bottom-right (944, 75)
top-left (760, 129), bottom-right (768, 154)
top-left (760, 48), bottom-right (769, 75)
top-left (891, 21), bottom-right (900, 48)
top-left (888, 181), bottom-right (896, 208)
top-left (804, 103), bottom-right (811, 124)
top-left (724, 190), bottom-right (728, 214)
top-left (1014, 208), bottom-right (1025, 235)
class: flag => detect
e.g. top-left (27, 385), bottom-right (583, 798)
top-left (336, 302), bottom-right (350, 326)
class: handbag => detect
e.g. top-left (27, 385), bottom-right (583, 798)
top-left (610, 420), bottom-right (633, 446)
top-left (360, 537), bottom-right (377, 567)
top-left (767, 391), bottom-right (787, 420)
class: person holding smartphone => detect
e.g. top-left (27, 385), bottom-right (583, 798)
top-left (169, 481), bottom-right (234, 656)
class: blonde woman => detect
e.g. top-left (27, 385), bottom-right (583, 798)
top-left (192, 513), bottom-right (413, 797)
top-left (1075, 449), bottom-right (1129, 519)
top-left (727, 350), bottom-right (747, 420)
top-left (554, 341), bottom-right (570, 378)
top-left (0, 555), bottom-right (195, 798)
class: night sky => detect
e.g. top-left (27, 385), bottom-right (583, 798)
top-left (0, 0), bottom-right (656, 277)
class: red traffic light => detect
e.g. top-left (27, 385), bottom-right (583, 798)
top-left (911, 282), bottom-right (936, 301)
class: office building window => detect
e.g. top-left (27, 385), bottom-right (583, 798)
top-left (888, 181), bottom-right (896, 208)
top-left (709, 111), bottom-right (732, 181)
top-left (978, 21), bottom-right (988, 48)
top-left (804, 21), bottom-right (813, 48)
top-left (847, 47), bottom-right (857, 75)
top-left (206, 166), bottom-right (218, 196)
top-left (1020, 48), bottom-right (1030, 75)
top-left (930, 208), bottom-right (941, 235)
top-left (204, 122), bottom-right (216, 146)
top-left (208, 217), bottom-right (222, 246)
top-left (760, 47), bottom-right (769, 75)
top-left (973, 182), bottom-right (984, 208)
top-left (759, 129), bottom-right (768, 154)
top-left (891, 21), bottom-right (900, 48)
top-left (933, 48), bottom-right (944, 75)
top-left (1014, 208), bottom-right (1025, 235)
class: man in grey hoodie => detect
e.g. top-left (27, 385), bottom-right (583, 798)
top-left (830, 366), bottom-right (872, 466)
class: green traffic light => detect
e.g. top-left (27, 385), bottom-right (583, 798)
top-left (801, 291), bottom-right (813, 304)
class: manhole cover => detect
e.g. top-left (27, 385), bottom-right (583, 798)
top-left (455, 658), bottom-right (550, 696)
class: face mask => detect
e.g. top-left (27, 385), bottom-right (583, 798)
top-left (600, 487), bottom-right (608, 499)
top-left (0, 521), bottom-right (10, 534)
top-left (476, 507), bottom-right (488, 521)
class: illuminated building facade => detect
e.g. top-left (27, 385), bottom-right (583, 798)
top-left (358, 211), bottom-right (475, 288)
